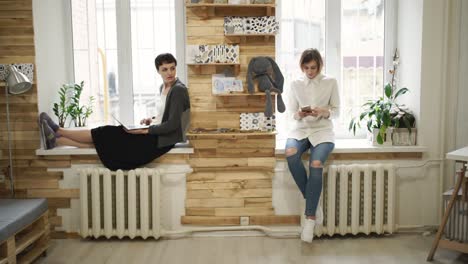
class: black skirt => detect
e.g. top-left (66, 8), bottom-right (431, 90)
top-left (91, 125), bottom-right (174, 171)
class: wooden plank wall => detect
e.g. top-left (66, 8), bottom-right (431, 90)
top-left (183, 0), bottom-right (299, 226)
top-left (0, 0), bottom-right (189, 237)
top-left (0, 0), bottom-right (74, 238)
top-left (0, 1), bottom-right (42, 198)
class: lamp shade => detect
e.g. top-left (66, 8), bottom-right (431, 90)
top-left (6, 65), bottom-right (32, 94)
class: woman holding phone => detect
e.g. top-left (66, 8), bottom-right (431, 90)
top-left (285, 48), bottom-right (340, 243)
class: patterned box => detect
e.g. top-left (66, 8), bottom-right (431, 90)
top-left (224, 16), bottom-right (279, 35)
top-left (0, 63), bottom-right (34, 82)
top-left (186, 44), bottom-right (239, 64)
top-left (240, 112), bottom-right (275, 131)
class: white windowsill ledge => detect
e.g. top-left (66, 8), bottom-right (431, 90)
top-left (35, 143), bottom-right (194, 156)
top-left (35, 140), bottom-right (426, 156)
top-left (275, 139), bottom-right (427, 155)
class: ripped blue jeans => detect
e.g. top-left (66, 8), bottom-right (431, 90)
top-left (285, 138), bottom-right (334, 216)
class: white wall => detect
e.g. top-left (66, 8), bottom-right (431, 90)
top-left (454, 1), bottom-right (468, 148)
top-left (33, 0), bottom-right (74, 116)
top-left (397, 0), bottom-right (422, 120)
top-left (389, 0), bottom-right (447, 226)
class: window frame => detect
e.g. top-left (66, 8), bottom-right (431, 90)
top-left (71, 0), bottom-right (186, 125)
top-left (276, 0), bottom-right (397, 141)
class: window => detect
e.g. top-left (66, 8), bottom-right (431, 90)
top-left (130, 0), bottom-right (176, 121)
top-left (71, 0), bottom-right (182, 127)
top-left (277, 0), bottom-right (392, 141)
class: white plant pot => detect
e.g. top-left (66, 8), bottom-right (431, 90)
top-left (392, 128), bottom-right (417, 146)
top-left (368, 128), bottom-right (393, 146)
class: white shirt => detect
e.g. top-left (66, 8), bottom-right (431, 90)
top-left (286, 73), bottom-right (341, 146)
top-left (152, 94), bottom-right (167, 125)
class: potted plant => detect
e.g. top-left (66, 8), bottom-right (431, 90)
top-left (52, 81), bottom-right (94, 128)
top-left (68, 81), bottom-right (94, 127)
top-left (391, 109), bottom-right (416, 146)
top-left (349, 49), bottom-right (416, 145)
top-left (52, 84), bottom-right (72, 128)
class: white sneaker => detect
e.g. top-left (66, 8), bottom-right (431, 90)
top-left (315, 204), bottom-right (323, 225)
top-left (300, 200), bottom-right (306, 227)
top-left (301, 219), bottom-right (315, 243)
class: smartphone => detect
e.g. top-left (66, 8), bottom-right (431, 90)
top-left (301, 105), bottom-right (312, 113)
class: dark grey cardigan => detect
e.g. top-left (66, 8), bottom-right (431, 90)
top-left (148, 78), bottom-right (191, 148)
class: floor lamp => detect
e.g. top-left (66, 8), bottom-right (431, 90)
top-left (4, 65), bottom-right (32, 197)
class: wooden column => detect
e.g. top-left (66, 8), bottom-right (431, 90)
top-left (183, 1), bottom-right (299, 226)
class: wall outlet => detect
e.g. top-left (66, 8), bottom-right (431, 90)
top-left (240, 216), bottom-right (249, 226)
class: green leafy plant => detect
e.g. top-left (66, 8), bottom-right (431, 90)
top-left (349, 49), bottom-right (415, 144)
top-left (52, 81), bottom-right (94, 127)
top-left (52, 84), bottom-right (72, 127)
top-left (68, 81), bottom-right (94, 127)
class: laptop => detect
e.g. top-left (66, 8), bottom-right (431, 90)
top-left (111, 114), bottom-right (150, 131)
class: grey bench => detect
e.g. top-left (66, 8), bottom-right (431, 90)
top-left (0, 199), bottom-right (49, 264)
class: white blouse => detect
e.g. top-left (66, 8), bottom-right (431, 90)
top-left (286, 73), bottom-right (341, 146)
top-left (152, 94), bottom-right (167, 125)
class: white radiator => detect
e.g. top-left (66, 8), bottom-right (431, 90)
top-left (443, 189), bottom-right (468, 243)
top-left (79, 168), bottom-right (162, 239)
top-left (315, 164), bottom-right (396, 237)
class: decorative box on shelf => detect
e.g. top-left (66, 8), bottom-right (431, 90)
top-left (212, 74), bottom-right (243, 95)
top-left (188, 0), bottom-right (274, 5)
top-left (0, 63), bottom-right (34, 82)
top-left (224, 16), bottom-right (279, 35)
top-left (240, 112), bottom-right (275, 132)
top-left (186, 44), bottom-right (239, 64)
top-left (213, 92), bottom-right (274, 96)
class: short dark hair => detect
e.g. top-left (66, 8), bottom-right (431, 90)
top-left (299, 48), bottom-right (323, 73)
top-left (154, 53), bottom-right (177, 70)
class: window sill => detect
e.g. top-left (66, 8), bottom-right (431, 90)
top-left (275, 139), bottom-right (427, 155)
top-left (35, 142), bottom-right (194, 156)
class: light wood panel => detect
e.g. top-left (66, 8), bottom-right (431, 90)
top-left (0, 0), bottom-right (45, 214)
top-left (180, 216), bottom-right (240, 226)
top-left (184, 0), bottom-right (278, 225)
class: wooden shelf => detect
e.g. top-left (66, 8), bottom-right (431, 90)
top-left (15, 227), bottom-right (46, 255)
top-left (186, 3), bottom-right (275, 18)
top-left (225, 33), bottom-right (275, 42)
top-left (187, 63), bottom-right (240, 75)
top-left (214, 92), bottom-right (275, 96)
top-left (17, 243), bottom-right (49, 264)
top-left (187, 63), bottom-right (240, 66)
top-left (186, 3), bottom-right (275, 8)
top-left (225, 33), bottom-right (275, 37)
top-left (187, 131), bottom-right (276, 139)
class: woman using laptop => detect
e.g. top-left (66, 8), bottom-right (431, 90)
top-left (38, 53), bottom-right (191, 170)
